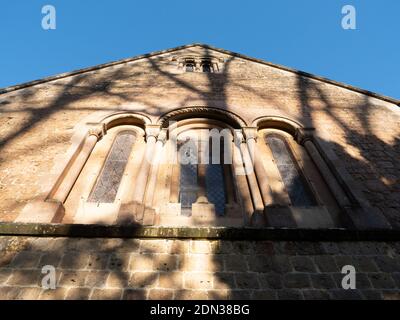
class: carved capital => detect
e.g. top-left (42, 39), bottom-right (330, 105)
top-left (294, 127), bottom-right (314, 145)
top-left (87, 123), bottom-right (106, 140)
top-left (242, 127), bottom-right (258, 142)
top-left (157, 128), bottom-right (168, 144)
top-left (145, 125), bottom-right (161, 141)
top-left (233, 129), bottom-right (245, 144)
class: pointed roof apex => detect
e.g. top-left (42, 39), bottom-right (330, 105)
top-left (1, 43), bottom-right (399, 106)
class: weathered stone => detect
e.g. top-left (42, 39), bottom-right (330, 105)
top-left (283, 273), bottom-right (311, 289)
top-left (277, 289), bottom-right (303, 300)
top-left (148, 289), bottom-right (174, 300)
top-left (302, 289), bottom-right (330, 300)
top-left (86, 253), bottom-right (109, 270)
top-left (368, 273), bottom-right (396, 289)
top-left (60, 253), bottom-right (89, 270)
top-left (313, 255), bottom-right (338, 272)
top-left (310, 274), bottom-right (336, 289)
top-left (184, 272), bottom-right (213, 290)
top-left (10, 252), bottom-right (41, 268)
top-left (252, 290), bottom-right (277, 300)
top-left (291, 256), bottom-right (316, 272)
top-left (90, 288), bottom-right (122, 300)
top-left (234, 273), bottom-right (259, 289)
top-left (129, 272), bottom-right (158, 288)
top-left (328, 289), bottom-right (363, 300)
top-left (65, 288), bottom-right (92, 300)
top-left (224, 255), bottom-right (248, 272)
top-left (122, 289), bottom-right (147, 300)
top-left (108, 253), bottom-right (131, 271)
top-left (85, 271), bottom-right (109, 288)
top-left (7, 269), bottom-right (41, 286)
top-left (58, 271), bottom-right (88, 287)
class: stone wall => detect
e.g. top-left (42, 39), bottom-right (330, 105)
top-left (0, 45), bottom-right (399, 226)
top-left (0, 236), bottom-right (399, 300)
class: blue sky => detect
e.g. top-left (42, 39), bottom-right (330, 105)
top-left (1, 0), bottom-right (399, 99)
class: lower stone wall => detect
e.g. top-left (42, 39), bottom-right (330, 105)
top-left (0, 236), bottom-right (399, 300)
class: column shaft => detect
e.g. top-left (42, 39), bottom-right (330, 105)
top-left (52, 134), bottom-right (98, 203)
top-left (132, 135), bottom-right (157, 204)
top-left (144, 131), bottom-right (167, 208)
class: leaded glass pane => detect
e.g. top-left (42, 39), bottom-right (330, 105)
top-left (266, 135), bottom-right (316, 206)
top-left (88, 132), bottom-right (135, 203)
top-left (185, 63), bottom-right (194, 72)
top-left (202, 63), bottom-right (211, 73)
top-left (179, 145), bottom-right (198, 216)
top-left (206, 163), bottom-right (226, 216)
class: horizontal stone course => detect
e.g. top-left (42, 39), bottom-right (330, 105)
top-left (0, 236), bottom-right (399, 300)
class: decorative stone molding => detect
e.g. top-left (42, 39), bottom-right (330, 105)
top-left (145, 125), bottom-right (161, 141)
top-left (87, 122), bottom-right (107, 140)
top-left (242, 127), bottom-right (258, 142)
top-left (233, 129), bottom-right (245, 144)
top-left (172, 55), bottom-right (225, 73)
top-left (294, 127), bottom-right (315, 145)
top-left (100, 112), bottom-right (151, 130)
top-left (16, 112), bottom-right (152, 224)
top-left (251, 116), bottom-right (305, 136)
top-left (158, 106), bottom-right (247, 129)
top-left (157, 128), bottom-right (168, 144)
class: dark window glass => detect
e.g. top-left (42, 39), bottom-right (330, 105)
top-left (185, 63), bottom-right (194, 72)
top-left (266, 135), bottom-right (316, 206)
top-left (179, 144), bottom-right (198, 216)
top-left (205, 163), bottom-right (226, 215)
top-left (205, 139), bottom-right (226, 215)
top-left (88, 132), bottom-right (136, 203)
top-left (202, 63), bottom-right (212, 73)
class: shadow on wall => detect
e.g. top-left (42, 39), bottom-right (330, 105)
top-left (0, 50), bottom-right (399, 224)
top-left (0, 47), bottom-right (399, 298)
top-left (295, 74), bottom-right (400, 228)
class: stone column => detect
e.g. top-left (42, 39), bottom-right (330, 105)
top-left (142, 128), bottom-right (168, 224)
top-left (234, 130), bottom-right (265, 226)
top-left (295, 127), bottom-right (353, 208)
top-left (243, 127), bottom-right (273, 207)
top-left (17, 123), bottom-right (106, 223)
top-left (52, 123), bottom-right (106, 203)
top-left (130, 125), bottom-right (160, 220)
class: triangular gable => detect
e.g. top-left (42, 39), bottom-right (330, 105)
top-left (1, 43), bottom-right (398, 106)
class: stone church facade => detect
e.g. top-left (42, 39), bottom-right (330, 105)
top-left (0, 44), bottom-right (399, 299)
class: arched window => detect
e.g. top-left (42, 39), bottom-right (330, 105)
top-left (87, 131), bottom-right (136, 203)
top-left (265, 134), bottom-right (316, 207)
top-left (177, 129), bottom-right (227, 216)
top-left (185, 61), bottom-right (195, 72)
top-left (256, 127), bottom-right (345, 228)
top-left (201, 61), bottom-right (213, 73)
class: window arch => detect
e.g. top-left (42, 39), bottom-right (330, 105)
top-left (265, 134), bottom-right (316, 207)
top-left (87, 131), bottom-right (136, 203)
top-left (257, 127), bottom-right (343, 228)
top-left (185, 60), bottom-right (195, 72)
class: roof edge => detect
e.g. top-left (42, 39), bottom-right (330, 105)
top-left (1, 43), bottom-right (399, 106)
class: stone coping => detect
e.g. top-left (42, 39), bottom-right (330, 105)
top-left (0, 222), bottom-right (400, 241)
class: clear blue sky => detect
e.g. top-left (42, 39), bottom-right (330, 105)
top-left (1, 0), bottom-right (399, 99)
